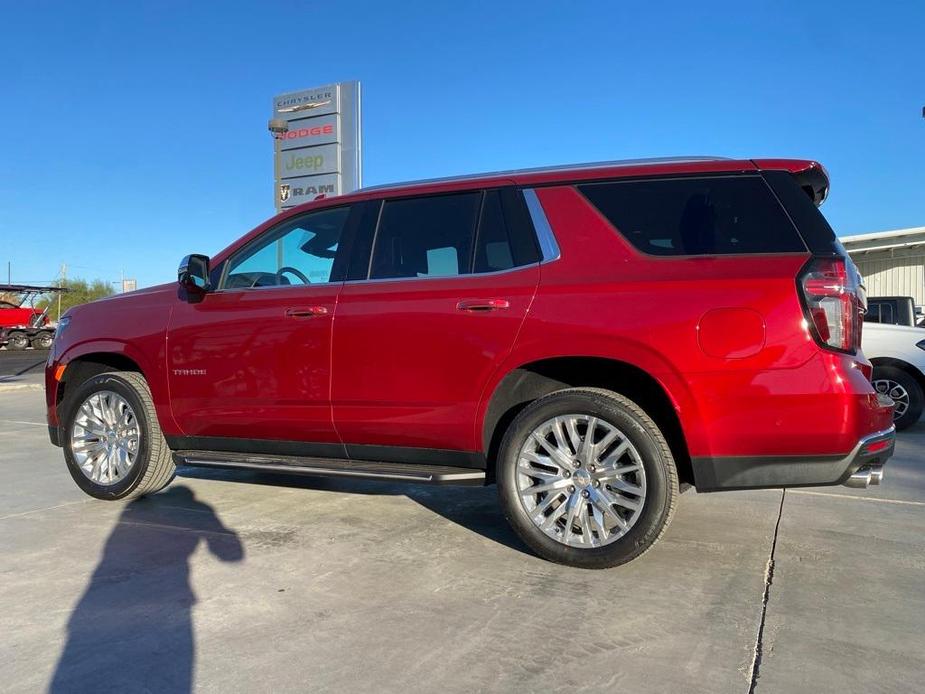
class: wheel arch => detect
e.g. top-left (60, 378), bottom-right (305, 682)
top-left (58, 350), bottom-right (146, 408)
top-left (870, 357), bottom-right (925, 394)
top-left (480, 356), bottom-right (695, 486)
top-left (54, 339), bottom-right (180, 436)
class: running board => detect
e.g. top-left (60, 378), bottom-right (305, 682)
top-left (173, 450), bottom-right (487, 486)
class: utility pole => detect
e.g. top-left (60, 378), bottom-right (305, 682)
top-left (57, 263), bottom-right (66, 322)
top-left (6, 261), bottom-right (10, 284)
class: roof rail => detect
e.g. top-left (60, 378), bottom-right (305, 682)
top-left (358, 156), bottom-right (731, 193)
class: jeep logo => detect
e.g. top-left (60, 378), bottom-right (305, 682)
top-left (284, 153), bottom-right (325, 172)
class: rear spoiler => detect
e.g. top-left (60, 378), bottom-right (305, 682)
top-left (752, 159), bottom-right (830, 207)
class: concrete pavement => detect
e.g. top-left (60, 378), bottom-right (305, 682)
top-left (0, 387), bottom-right (922, 693)
top-left (0, 348), bottom-right (46, 390)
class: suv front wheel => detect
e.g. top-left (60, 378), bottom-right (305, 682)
top-left (62, 371), bottom-right (176, 500)
top-left (497, 388), bottom-right (679, 569)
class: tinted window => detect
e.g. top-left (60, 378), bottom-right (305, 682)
top-left (579, 176), bottom-right (805, 256)
top-left (223, 206), bottom-right (350, 289)
top-left (762, 170), bottom-right (841, 255)
top-left (864, 303), bottom-right (892, 324)
top-left (501, 188), bottom-right (543, 265)
top-left (474, 191), bottom-right (515, 273)
top-left (370, 193), bottom-right (481, 279)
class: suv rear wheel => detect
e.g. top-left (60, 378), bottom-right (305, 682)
top-left (873, 366), bottom-right (924, 431)
top-left (62, 371), bottom-right (176, 500)
top-left (497, 388), bottom-right (678, 569)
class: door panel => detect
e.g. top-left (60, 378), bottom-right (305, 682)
top-left (166, 203), bottom-right (358, 445)
top-left (167, 284), bottom-right (341, 443)
top-left (332, 266), bottom-right (539, 452)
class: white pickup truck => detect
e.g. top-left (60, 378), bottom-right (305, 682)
top-left (863, 321), bottom-right (925, 429)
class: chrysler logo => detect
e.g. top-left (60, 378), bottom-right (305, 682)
top-left (278, 99), bottom-right (332, 114)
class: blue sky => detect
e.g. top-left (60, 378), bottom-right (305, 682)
top-left (1, 1), bottom-right (922, 288)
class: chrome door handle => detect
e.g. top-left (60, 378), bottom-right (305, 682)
top-left (285, 306), bottom-right (329, 318)
top-left (456, 299), bottom-right (511, 312)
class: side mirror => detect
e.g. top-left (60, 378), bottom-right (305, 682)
top-left (178, 254), bottom-right (210, 294)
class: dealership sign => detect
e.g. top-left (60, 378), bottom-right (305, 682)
top-left (278, 174), bottom-right (341, 206)
top-left (272, 81), bottom-right (361, 212)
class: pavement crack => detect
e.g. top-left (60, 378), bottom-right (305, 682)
top-left (0, 498), bottom-right (93, 521)
top-left (747, 488), bottom-right (785, 694)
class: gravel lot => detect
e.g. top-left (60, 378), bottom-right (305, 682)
top-left (1, 363), bottom-right (923, 693)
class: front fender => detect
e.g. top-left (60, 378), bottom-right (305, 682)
top-left (49, 325), bottom-right (178, 436)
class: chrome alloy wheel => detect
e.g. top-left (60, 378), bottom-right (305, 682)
top-left (874, 379), bottom-right (910, 419)
top-left (516, 415), bottom-right (647, 548)
top-left (70, 391), bottom-right (141, 486)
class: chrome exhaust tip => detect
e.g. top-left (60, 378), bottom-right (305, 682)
top-left (844, 468), bottom-right (872, 489)
top-left (869, 467), bottom-right (884, 486)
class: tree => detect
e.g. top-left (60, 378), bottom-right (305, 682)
top-left (36, 278), bottom-right (115, 321)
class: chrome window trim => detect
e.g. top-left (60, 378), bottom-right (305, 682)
top-left (522, 188), bottom-right (560, 263)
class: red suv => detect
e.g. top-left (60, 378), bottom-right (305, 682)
top-left (45, 157), bottom-right (895, 568)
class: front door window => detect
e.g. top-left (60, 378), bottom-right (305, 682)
top-left (223, 206), bottom-right (350, 289)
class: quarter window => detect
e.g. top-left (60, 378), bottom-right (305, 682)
top-left (223, 206), bottom-right (350, 289)
top-left (579, 176), bottom-right (805, 256)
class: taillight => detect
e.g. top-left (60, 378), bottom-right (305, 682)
top-left (799, 256), bottom-right (862, 353)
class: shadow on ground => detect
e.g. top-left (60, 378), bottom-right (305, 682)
top-left (178, 465), bottom-right (533, 556)
top-left (49, 485), bottom-right (243, 694)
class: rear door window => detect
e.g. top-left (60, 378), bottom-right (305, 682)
top-left (579, 176), bottom-right (805, 256)
top-left (474, 190), bottom-right (515, 273)
top-left (370, 192), bottom-right (481, 280)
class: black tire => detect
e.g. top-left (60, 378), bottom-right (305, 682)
top-left (61, 371), bottom-right (176, 500)
top-left (497, 387), bottom-right (679, 569)
top-left (873, 366), bottom-right (924, 431)
top-left (6, 331), bottom-right (29, 350)
top-left (31, 332), bottom-right (54, 350)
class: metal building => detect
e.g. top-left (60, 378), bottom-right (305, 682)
top-left (841, 227), bottom-right (925, 305)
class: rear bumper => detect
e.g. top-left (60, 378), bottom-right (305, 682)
top-left (691, 426), bottom-right (896, 491)
top-left (681, 351), bottom-right (895, 459)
